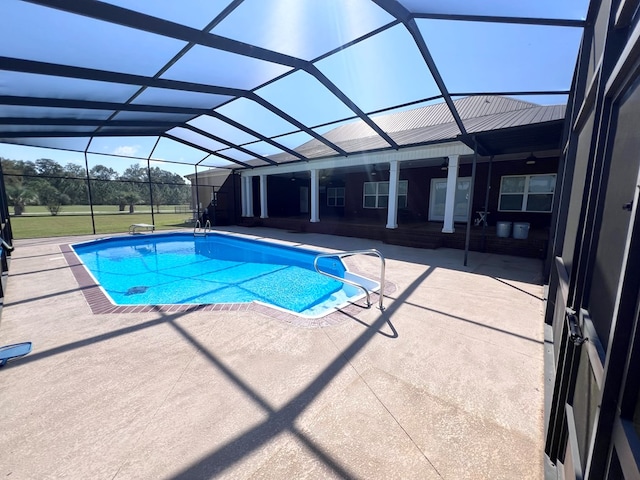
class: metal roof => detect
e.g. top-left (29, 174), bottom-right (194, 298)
top-left (0, 1), bottom-right (587, 170)
top-left (279, 95), bottom-right (567, 161)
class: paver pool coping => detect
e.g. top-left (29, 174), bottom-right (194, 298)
top-left (60, 242), bottom-right (396, 328)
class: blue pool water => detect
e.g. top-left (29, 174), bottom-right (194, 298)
top-left (71, 233), bottom-right (365, 317)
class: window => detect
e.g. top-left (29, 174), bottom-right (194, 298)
top-left (363, 181), bottom-right (407, 209)
top-left (499, 174), bottom-right (556, 212)
top-left (327, 187), bottom-right (345, 207)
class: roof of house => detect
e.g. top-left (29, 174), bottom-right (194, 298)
top-left (252, 95), bottom-right (566, 166)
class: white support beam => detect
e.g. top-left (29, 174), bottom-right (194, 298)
top-left (259, 174), bottom-right (268, 219)
top-left (386, 160), bottom-right (399, 229)
top-left (310, 169), bottom-right (320, 223)
top-left (246, 176), bottom-right (254, 217)
top-left (442, 154), bottom-right (459, 233)
top-left (240, 175), bottom-right (247, 217)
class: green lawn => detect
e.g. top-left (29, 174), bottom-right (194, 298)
top-left (10, 209), bottom-right (195, 239)
top-left (16, 204), bottom-right (190, 215)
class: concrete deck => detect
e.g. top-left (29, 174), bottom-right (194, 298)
top-left (0, 227), bottom-right (546, 479)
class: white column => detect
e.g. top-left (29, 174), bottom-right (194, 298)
top-left (240, 175), bottom-right (247, 217)
top-left (310, 169), bottom-right (320, 223)
top-left (386, 160), bottom-right (399, 229)
top-left (442, 154), bottom-right (459, 233)
top-left (246, 176), bottom-right (254, 217)
top-left (259, 174), bottom-right (268, 219)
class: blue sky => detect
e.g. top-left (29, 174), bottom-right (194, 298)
top-left (0, 0), bottom-right (587, 179)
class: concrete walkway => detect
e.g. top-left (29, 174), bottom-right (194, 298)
top-left (0, 227), bottom-right (546, 479)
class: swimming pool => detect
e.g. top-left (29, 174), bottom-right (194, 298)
top-left (71, 233), bottom-right (378, 318)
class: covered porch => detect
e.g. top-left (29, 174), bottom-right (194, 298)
top-left (240, 215), bottom-right (550, 259)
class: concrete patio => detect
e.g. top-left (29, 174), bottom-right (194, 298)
top-left (0, 227), bottom-right (546, 479)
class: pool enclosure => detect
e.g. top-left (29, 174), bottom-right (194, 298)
top-left (0, 1), bottom-right (585, 249)
top-left (9, 3), bottom-right (640, 479)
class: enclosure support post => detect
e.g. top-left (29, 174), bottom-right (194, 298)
top-left (482, 155), bottom-right (494, 251)
top-left (464, 140), bottom-right (478, 266)
top-left (146, 158), bottom-right (155, 227)
top-left (146, 137), bottom-right (162, 228)
top-left (442, 154), bottom-right (459, 233)
top-left (83, 142), bottom-right (96, 236)
top-left (194, 166), bottom-right (201, 221)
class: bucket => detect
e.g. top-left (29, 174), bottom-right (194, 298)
top-left (513, 222), bottom-right (530, 239)
top-left (496, 221), bottom-right (512, 238)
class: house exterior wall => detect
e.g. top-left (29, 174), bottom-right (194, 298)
top-left (265, 176), bottom-right (309, 216)
top-left (478, 157), bottom-right (560, 229)
top-left (258, 156), bottom-right (559, 230)
top-left (188, 171), bottom-right (239, 225)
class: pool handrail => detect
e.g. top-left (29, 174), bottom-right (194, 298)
top-left (193, 219), bottom-right (212, 236)
top-left (313, 249), bottom-right (385, 310)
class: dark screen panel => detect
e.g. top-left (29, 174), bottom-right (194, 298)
top-left (587, 81), bottom-right (640, 348)
top-left (572, 347), bottom-right (600, 472)
top-left (587, 0), bottom-right (612, 85)
top-left (562, 111), bottom-right (595, 270)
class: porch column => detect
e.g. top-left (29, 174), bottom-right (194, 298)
top-left (386, 160), bottom-right (399, 229)
top-left (442, 154), bottom-right (459, 233)
top-left (259, 174), bottom-right (268, 219)
top-left (310, 168), bottom-right (320, 223)
top-left (240, 175), bottom-right (247, 217)
top-left (246, 176), bottom-right (254, 218)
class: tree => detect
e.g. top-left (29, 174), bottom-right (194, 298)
top-left (148, 166), bottom-right (190, 207)
top-left (151, 185), bottom-right (166, 213)
top-left (6, 185), bottom-right (35, 215)
top-left (120, 164), bottom-right (148, 207)
top-left (89, 165), bottom-right (119, 205)
top-left (35, 158), bottom-right (64, 178)
top-left (62, 163), bottom-right (88, 205)
top-left (123, 191), bottom-right (141, 213)
top-left (37, 184), bottom-right (70, 216)
top-left (1, 158), bottom-right (38, 192)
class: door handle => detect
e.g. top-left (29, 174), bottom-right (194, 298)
top-left (623, 201), bottom-right (633, 211)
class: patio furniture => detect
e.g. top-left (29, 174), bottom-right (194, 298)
top-left (128, 223), bottom-right (155, 234)
top-left (474, 211), bottom-right (490, 227)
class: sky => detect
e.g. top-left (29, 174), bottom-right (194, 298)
top-left (0, 0), bottom-right (589, 180)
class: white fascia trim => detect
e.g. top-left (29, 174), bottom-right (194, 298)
top-left (240, 142), bottom-right (473, 178)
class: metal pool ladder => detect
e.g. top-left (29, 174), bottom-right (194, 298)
top-left (313, 249), bottom-right (385, 310)
top-left (193, 219), bottom-right (211, 236)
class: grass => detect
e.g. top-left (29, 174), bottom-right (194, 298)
top-left (17, 204), bottom-right (190, 215)
top-left (10, 207), bottom-right (195, 239)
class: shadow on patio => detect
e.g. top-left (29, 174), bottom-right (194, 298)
top-left (0, 228), bottom-right (546, 479)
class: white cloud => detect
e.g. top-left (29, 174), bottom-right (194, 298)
top-left (113, 145), bottom-right (140, 156)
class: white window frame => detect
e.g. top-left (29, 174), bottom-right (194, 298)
top-left (363, 180), bottom-right (408, 209)
top-left (327, 187), bottom-right (345, 207)
top-left (498, 174), bottom-right (556, 213)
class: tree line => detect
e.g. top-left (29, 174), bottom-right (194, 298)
top-left (1, 157), bottom-right (190, 215)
